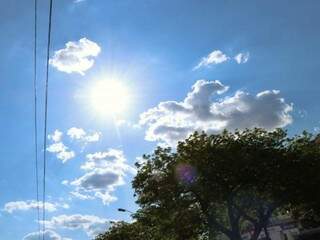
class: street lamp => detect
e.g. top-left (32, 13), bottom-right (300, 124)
top-left (118, 208), bottom-right (152, 238)
top-left (117, 208), bottom-right (134, 214)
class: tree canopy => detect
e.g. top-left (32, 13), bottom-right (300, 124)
top-left (96, 129), bottom-right (320, 240)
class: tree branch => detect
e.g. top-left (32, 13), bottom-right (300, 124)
top-left (233, 203), bottom-right (258, 226)
top-left (207, 214), bottom-right (233, 238)
top-left (188, 187), bottom-right (233, 238)
top-left (250, 204), bottom-right (276, 240)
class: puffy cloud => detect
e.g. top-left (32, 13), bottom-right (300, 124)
top-left (47, 142), bottom-right (75, 163)
top-left (71, 169), bottom-right (122, 191)
top-left (23, 230), bottom-right (70, 240)
top-left (4, 200), bottom-right (68, 213)
top-left (67, 127), bottom-right (86, 139)
top-left (48, 130), bottom-right (63, 142)
top-left (47, 142), bottom-right (67, 153)
top-left (84, 132), bottom-right (100, 142)
top-left (194, 50), bottom-right (229, 69)
top-left (47, 128), bottom-right (101, 163)
top-left (140, 80), bottom-right (293, 145)
top-left (234, 52), bottom-right (250, 64)
top-left (47, 129), bottom-right (75, 163)
top-left (56, 151), bottom-right (75, 162)
top-left (66, 149), bottom-right (135, 204)
top-left (49, 38), bottom-right (101, 75)
top-left (82, 149), bottom-right (134, 172)
top-left (67, 127), bottom-right (101, 143)
top-left (184, 80), bottom-right (229, 120)
top-left (43, 214), bottom-right (109, 237)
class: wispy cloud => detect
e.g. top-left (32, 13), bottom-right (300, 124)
top-left (42, 214), bottom-right (111, 238)
top-left (3, 200), bottom-right (69, 213)
top-left (234, 52), bottom-right (250, 64)
top-left (23, 230), bottom-right (70, 240)
top-left (49, 38), bottom-right (101, 75)
top-left (194, 50), bottom-right (229, 69)
top-left (194, 50), bottom-right (250, 69)
top-left (67, 127), bottom-right (101, 143)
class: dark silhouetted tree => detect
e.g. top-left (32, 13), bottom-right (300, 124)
top-left (132, 129), bottom-right (320, 240)
top-left (97, 129), bottom-right (320, 240)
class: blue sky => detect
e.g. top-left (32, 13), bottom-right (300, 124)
top-left (1, 0), bottom-right (320, 239)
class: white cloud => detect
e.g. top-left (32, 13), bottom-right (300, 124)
top-left (70, 191), bottom-right (94, 200)
top-left (4, 200), bottom-right (68, 214)
top-left (49, 38), bottom-right (101, 75)
top-left (135, 156), bottom-right (147, 166)
top-left (234, 52), bottom-right (250, 64)
top-left (47, 142), bottom-right (75, 163)
top-left (84, 132), bottom-right (100, 142)
top-left (66, 149), bottom-right (135, 204)
top-left (61, 180), bottom-right (69, 185)
top-left (23, 230), bottom-right (70, 240)
top-left (194, 50), bottom-right (229, 69)
top-left (195, 50), bottom-right (251, 69)
top-left (67, 127), bottom-right (86, 139)
top-left (140, 80), bottom-right (293, 146)
top-left (82, 149), bottom-right (134, 173)
top-left (47, 128), bottom-right (101, 163)
top-left (48, 130), bottom-right (63, 142)
top-left (43, 214), bottom-right (110, 237)
top-left (56, 151), bottom-right (75, 162)
top-left (71, 169), bottom-right (122, 191)
top-left (67, 127), bottom-right (101, 143)
top-left (47, 142), bottom-right (66, 153)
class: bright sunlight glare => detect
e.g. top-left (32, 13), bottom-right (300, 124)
top-left (89, 80), bottom-right (130, 116)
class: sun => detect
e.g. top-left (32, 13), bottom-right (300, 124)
top-left (89, 80), bottom-right (129, 116)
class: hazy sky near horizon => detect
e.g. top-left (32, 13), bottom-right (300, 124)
top-left (0, 0), bottom-right (320, 239)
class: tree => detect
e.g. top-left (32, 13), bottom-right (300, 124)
top-left (95, 221), bottom-right (154, 240)
top-left (132, 129), bottom-right (320, 240)
top-left (280, 132), bottom-right (320, 229)
top-left (95, 212), bottom-right (197, 240)
top-left (97, 129), bottom-right (320, 240)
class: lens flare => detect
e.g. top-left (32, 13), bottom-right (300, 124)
top-left (175, 163), bottom-right (197, 185)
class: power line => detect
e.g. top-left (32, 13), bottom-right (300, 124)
top-left (33, 0), bottom-right (41, 238)
top-left (42, 0), bottom-right (53, 239)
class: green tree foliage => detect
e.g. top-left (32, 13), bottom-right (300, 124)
top-left (96, 129), bottom-right (320, 240)
top-left (282, 133), bottom-right (320, 229)
top-left (95, 221), bottom-right (145, 240)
